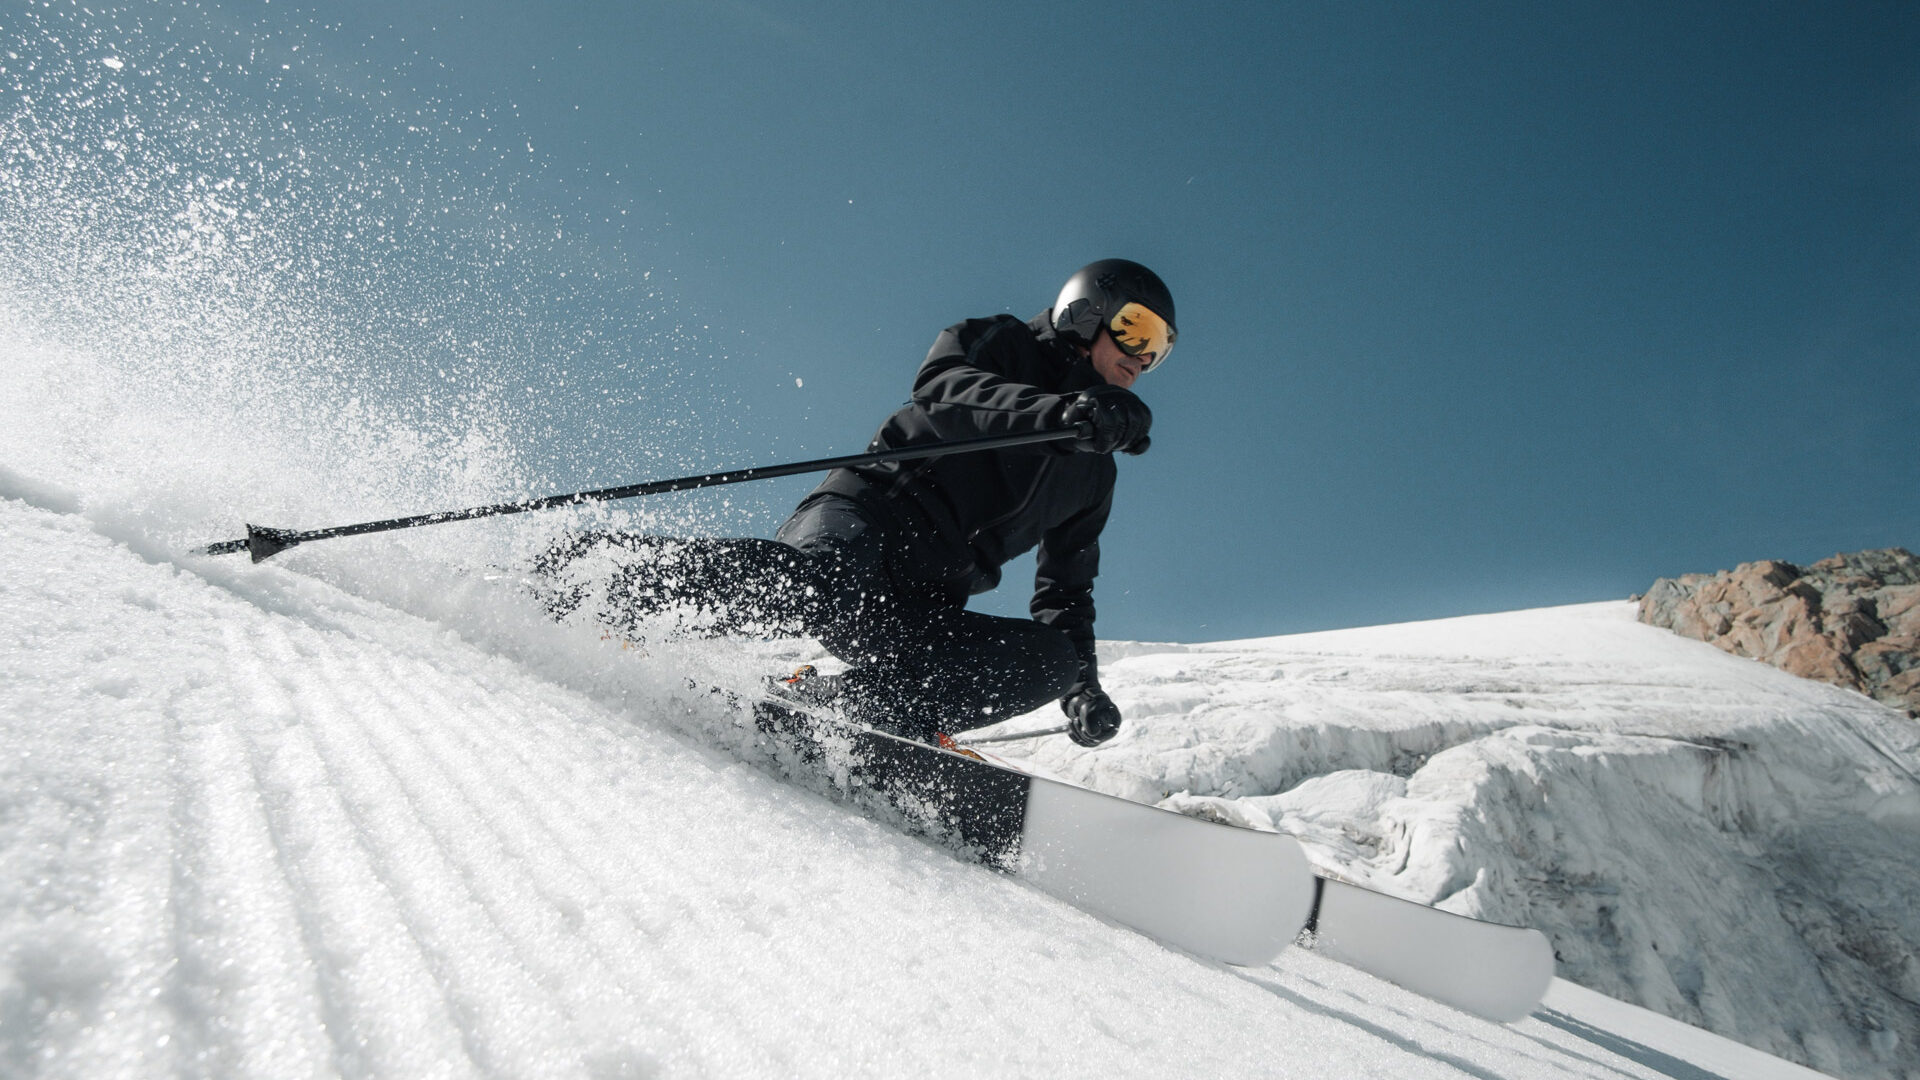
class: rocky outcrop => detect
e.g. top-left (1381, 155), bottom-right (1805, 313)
top-left (1639, 548), bottom-right (1920, 718)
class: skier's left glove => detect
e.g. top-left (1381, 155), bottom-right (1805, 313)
top-left (1062, 688), bottom-right (1123, 747)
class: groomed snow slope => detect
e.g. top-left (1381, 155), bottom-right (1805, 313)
top-left (0, 479), bottom-right (1841, 1080)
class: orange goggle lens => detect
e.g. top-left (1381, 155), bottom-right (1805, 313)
top-left (1107, 302), bottom-right (1176, 371)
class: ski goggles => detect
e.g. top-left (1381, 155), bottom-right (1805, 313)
top-left (1108, 302), bottom-right (1177, 372)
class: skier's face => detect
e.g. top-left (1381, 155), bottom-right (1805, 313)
top-left (1089, 329), bottom-right (1150, 390)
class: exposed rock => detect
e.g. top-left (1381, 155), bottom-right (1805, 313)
top-left (1640, 548), bottom-right (1920, 718)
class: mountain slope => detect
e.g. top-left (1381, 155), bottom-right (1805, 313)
top-left (2, 479), bottom-right (1851, 1079)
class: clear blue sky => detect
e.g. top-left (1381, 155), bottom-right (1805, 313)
top-left (36, 1), bottom-right (1920, 642)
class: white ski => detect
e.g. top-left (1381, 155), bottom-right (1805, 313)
top-left (967, 740), bottom-right (1555, 1015)
top-left (744, 698), bottom-right (1318, 967)
top-left (1307, 876), bottom-right (1556, 1022)
top-left (1018, 773), bottom-right (1317, 966)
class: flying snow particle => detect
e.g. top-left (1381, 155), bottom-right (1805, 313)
top-left (102, 57), bottom-right (125, 70)
top-left (795, 378), bottom-right (803, 389)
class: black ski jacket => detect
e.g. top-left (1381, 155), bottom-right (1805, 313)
top-left (807, 311), bottom-right (1115, 687)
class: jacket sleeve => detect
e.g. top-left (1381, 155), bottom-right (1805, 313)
top-left (1032, 479), bottom-right (1112, 695)
top-left (912, 317), bottom-right (1070, 443)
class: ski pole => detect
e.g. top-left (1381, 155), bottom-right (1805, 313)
top-left (959, 723), bottom-right (1071, 745)
top-left (202, 423), bottom-right (1091, 563)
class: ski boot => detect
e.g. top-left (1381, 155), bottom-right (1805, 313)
top-left (766, 664), bottom-right (844, 708)
top-left (761, 664), bottom-right (974, 753)
top-left (753, 664), bottom-right (844, 739)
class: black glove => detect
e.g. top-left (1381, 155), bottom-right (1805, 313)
top-left (1062, 688), bottom-right (1123, 747)
top-left (1060, 386), bottom-right (1152, 456)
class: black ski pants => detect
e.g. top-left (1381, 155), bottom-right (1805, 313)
top-left (774, 492), bottom-right (1079, 739)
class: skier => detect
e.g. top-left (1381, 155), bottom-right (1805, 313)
top-left (546, 259), bottom-right (1174, 748)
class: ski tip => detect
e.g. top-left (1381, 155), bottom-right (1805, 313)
top-left (1310, 878), bottom-right (1557, 1022)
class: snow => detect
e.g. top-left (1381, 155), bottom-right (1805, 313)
top-left (0, 472), bottom-right (1869, 1079)
top-left (1539, 981), bottom-right (1835, 1080)
top-left (986, 603), bottom-right (1920, 1078)
top-left (5, 6), bottom-right (1909, 1072)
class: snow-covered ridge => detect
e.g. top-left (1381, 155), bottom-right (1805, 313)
top-left (987, 602), bottom-right (1920, 1077)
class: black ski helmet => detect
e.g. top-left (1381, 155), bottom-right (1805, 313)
top-left (1052, 259), bottom-right (1178, 352)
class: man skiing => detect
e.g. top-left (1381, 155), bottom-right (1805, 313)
top-left (546, 259), bottom-right (1175, 748)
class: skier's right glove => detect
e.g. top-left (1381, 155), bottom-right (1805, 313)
top-left (1062, 688), bottom-right (1123, 747)
top-left (1060, 386), bottom-right (1152, 456)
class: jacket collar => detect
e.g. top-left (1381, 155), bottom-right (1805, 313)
top-left (1030, 311), bottom-right (1104, 392)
